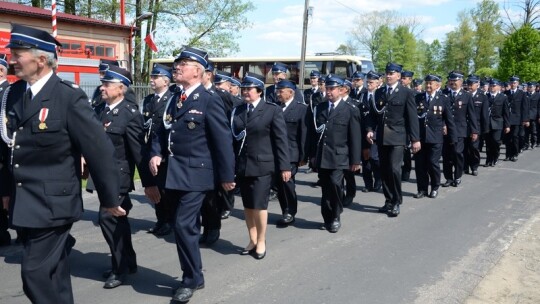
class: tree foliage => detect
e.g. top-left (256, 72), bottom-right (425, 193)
top-left (471, 0), bottom-right (504, 71)
top-left (497, 24), bottom-right (540, 81)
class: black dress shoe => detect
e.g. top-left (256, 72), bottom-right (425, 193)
top-left (103, 273), bottom-right (126, 289)
top-left (413, 191), bottom-right (426, 199)
top-left (492, 161), bottom-right (498, 166)
top-left (252, 249), bottom-right (266, 260)
top-left (342, 195), bottom-right (354, 207)
top-left (464, 169), bottom-right (470, 175)
top-left (484, 162), bottom-right (491, 167)
top-left (276, 214), bottom-right (295, 226)
top-left (173, 287), bottom-right (198, 303)
top-left (221, 210), bottom-right (231, 219)
top-left (172, 283), bottom-right (205, 296)
top-left (388, 204), bottom-right (400, 217)
top-left (472, 170), bottom-right (478, 176)
top-left (102, 267), bottom-right (137, 279)
top-left (205, 229), bottom-right (220, 246)
top-left (319, 223), bottom-right (328, 230)
top-left (361, 187), bottom-right (372, 193)
top-left (511, 156), bottom-right (518, 162)
top-left (504, 157), bottom-right (510, 161)
top-left (153, 223), bottom-right (172, 236)
top-left (328, 219), bottom-right (341, 233)
top-left (429, 190), bottom-right (438, 198)
top-left (452, 178), bottom-right (461, 187)
top-left (147, 222), bottom-right (164, 234)
top-left (373, 181), bottom-right (382, 191)
top-left (378, 202), bottom-right (391, 213)
top-left (441, 180), bottom-right (452, 187)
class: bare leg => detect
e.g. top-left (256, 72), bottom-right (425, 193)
top-left (243, 208), bottom-right (257, 250)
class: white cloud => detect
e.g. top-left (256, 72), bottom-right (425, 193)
top-left (423, 24), bottom-right (456, 43)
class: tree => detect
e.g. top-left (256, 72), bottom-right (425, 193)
top-left (335, 40), bottom-right (359, 55)
top-left (497, 24), bottom-right (540, 81)
top-left (348, 10), bottom-right (398, 60)
top-left (421, 39), bottom-right (445, 77)
top-left (502, 0), bottom-right (540, 32)
top-left (372, 25), bottom-right (395, 72)
top-left (442, 11), bottom-right (475, 75)
top-left (471, 0), bottom-right (504, 72)
top-left (392, 25), bottom-right (417, 72)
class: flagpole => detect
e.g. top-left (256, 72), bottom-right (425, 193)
top-left (51, 0), bottom-right (57, 38)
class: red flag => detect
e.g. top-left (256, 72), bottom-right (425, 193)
top-left (144, 32), bottom-right (158, 52)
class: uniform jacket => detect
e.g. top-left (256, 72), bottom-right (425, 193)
top-left (282, 100), bottom-right (308, 164)
top-left (359, 91), bottom-right (377, 148)
top-left (231, 101), bottom-right (290, 177)
top-left (367, 83), bottom-right (420, 146)
top-left (445, 89), bottom-right (479, 137)
top-left (304, 87), bottom-right (319, 105)
top-left (470, 90), bottom-right (490, 134)
top-left (527, 92), bottom-right (539, 120)
top-left (487, 93), bottom-right (510, 130)
top-left (265, 84), bottom-right (305, 104)
top-left (0, 80), bottom-right (10, 197)
top-left (142, 90), bottom-right (172, 188)
top-left (504, 89), bottom-right (529, 125)
top-left (210, 85), bottom-right (243, 122)
top-left (93, 100), bottom-right (154, 196)
top-left (415, 91), bottom-right (457, 144)
top-left (0, 74), bottom-right (120, 228)
top-left (349, 86), bottom-right (367, 101)
top-left (151, 84), bottom-right (235, 191)
top-left (309, 100), bottom-right (361, 170)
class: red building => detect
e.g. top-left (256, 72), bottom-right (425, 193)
top-left (0, 1), bottom-right (131, 88)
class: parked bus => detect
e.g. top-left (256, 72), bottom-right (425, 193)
top-left (151, 53), bottom-right (374, 88)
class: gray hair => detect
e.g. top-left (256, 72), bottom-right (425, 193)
top-left (30, 49), bottom-right (57, 69)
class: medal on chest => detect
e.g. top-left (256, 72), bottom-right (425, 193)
top-left (38, 108), bottom-right (49, 130)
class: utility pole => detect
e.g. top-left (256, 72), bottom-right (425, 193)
top-left (299, 0), bottom-right (310, 90)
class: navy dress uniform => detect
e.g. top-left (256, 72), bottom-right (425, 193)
top-left (274, 80), bottom-right (308, 226)
top-left (0, 53), bottom-right (10, 246)
top-left (503, 76), bottom-right (529, 161)
top-left (341, 79), bottom-right (361, 206)
top-left (231, 73), bottom-right (290, 209)
top-left (265, 62), bottom-right (305, 104)
top-left (142, 64), bottom-right (175, 236)
top-left (524, 82), bottom-right (539, 149)
top-left (485, 79), bottom-right (510, 166)
top-left (150, 47), bottom-right (235, 299)
top-left (309, 75), bottom-right (361, 232)
top-left (400, 70), bottom-right (415, 182)
top-left (90, 59), bottom-right (137, 109)
top-left (350, 71), bottom-right (367, 100)
top-left (304, 70), bottom-right (321, 103)
top-left (366, 63), bottom-right (420, 216)
top-left (464, 75), bottom-right (489, 175)
top-left (90, 65), bottom-right (156, 288)
top-left (359, 71), bottom-right (381, 193)
top-left (441, 71), bottom-right (479, 187)
top-left (199, 69), bottom-right (241, 244)
top-left (0, 24), bottom-right (120, 304)
top-left (413, 75), bottom-right (457, 199)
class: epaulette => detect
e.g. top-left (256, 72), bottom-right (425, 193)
top-left (296, 101), bottom-right (308, 106)
top-left (345, 101), bottom-right (357, 108)
top-left (60, 79), bottom-right (80, 89)
top-left (123, 103), bottom-right (138, 115)
top-left (265, 101), bottom-right (278, 106)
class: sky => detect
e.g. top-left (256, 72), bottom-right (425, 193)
top-left (234, 0), bottom-right (509, 57)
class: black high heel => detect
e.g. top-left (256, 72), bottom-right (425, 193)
top-left (240, 246), bottom-right (256, 255)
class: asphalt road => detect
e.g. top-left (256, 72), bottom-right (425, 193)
top-left (1, 148), bottom-right (539, 304)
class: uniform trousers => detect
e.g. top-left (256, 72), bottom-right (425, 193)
top-left (167, 190), bottom-right (207, 289)
top-left (154, 187), bottom-right (176, 226)
top-left (485, 129), bottom-right (503, 164)
top-left (276, 163), bottom-right (299, 216)
top-left (201, 190), bottom-right (221, 230)
top-left (361, 144), bottom-right (380, 190)
top-left (318, 168), bottom-right (344, 224)
top-left (99, 195), bottom-right (136, 275)
top-left (21, 223), bottom-right (74, 304)
top-left (218, 187), bottom-right (235, 212)
top-left (402, 145), bottom-right (412, 175)
top-left (343, 169), bottom-right (356, 199)
top-left (379, 145), bottom-right (404, 206)
top-left (505, 125), bottom-right (521, 158)
top-left (443, 137), bottom-right (465, 181)
top-left (524, 120), bottom-right (537, 148)
top-left (414, 143), bottom-right (442, 192)
top-left (464, 137), bottom-right (481, 172)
